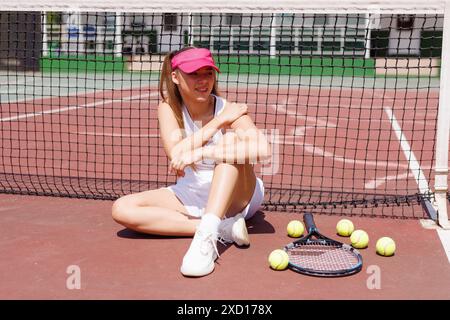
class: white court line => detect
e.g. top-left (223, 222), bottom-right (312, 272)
top-left (77, 132), bottom-right (160, 138)
top-left (373, 91), bottom-right (431, 126)
top-left (364, 172), bottom-right (412, 190)
top-left (383, 106), bottom-right (450, 263)
top-left (272, 128), bottom-right (415, 170)
top-left (437, 230), bottom-right (450, 264)
top-left (269, 99), bottom-right (337, 128)
top-left (302, 142), bottom-right (411, 170)
top-left (384, 106), bottom-right (431, 195)
top-left (277, 131), bottom-right (432, 189)
top-left (271, 98), bottom-right (433, 190)
top-left (0, 91), bottom-right (158, 122)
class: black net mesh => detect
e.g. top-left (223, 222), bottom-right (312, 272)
top-left (0, 11), bottom-right (446, 218)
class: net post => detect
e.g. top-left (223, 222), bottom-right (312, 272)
top-left (435, 0), bottom-right (450, 228)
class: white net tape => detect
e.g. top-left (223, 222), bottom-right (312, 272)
top-left (0, 0), bottom-right (446, 14)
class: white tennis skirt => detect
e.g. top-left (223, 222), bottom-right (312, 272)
top-left (165, 172), bottom-right (264, 219)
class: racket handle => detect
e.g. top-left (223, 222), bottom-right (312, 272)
top-left (303, 212), bottom-right (317, 232)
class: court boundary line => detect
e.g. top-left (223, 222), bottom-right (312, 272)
top-left (0, 92), bottom-right (158, 122)
top-left (383, 106), bottom-right (431, 195)
top-left (383, 103), bottom-right (450, 256)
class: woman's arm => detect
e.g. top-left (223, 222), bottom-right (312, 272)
top-left (158, 102), bottom-right (183, 161)
top-left (169, 114), bottom-right (271, 171)
top-left (169, 101), bottom-right (248, 160)
top-left (158, 102), bottom-right (187, 176)
top-left (170, 116), bottom-right (223, 159)
top-left (202, 115), bottom-right (271, 164)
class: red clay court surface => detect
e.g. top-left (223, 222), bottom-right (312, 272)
top-left (1, 193), bottom-right (450, 300)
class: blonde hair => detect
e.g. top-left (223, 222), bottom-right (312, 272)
top-left (159, 47), bottom-right (220, 131)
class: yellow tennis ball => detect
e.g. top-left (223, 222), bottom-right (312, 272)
top-left (376, 237), bottom-right (396, 256)
top-left (336, 219), bottom-right (355, 237)
top-left (268, 249), bottom-right (289, 270)
top-left (350, 229), bottom-right (369, 249)
top-left (287, 220), bottom-right (304, 238)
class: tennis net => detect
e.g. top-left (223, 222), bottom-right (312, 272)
top-left (1, 1), bottom-right (449, 220)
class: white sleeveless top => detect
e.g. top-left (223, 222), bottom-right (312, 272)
top-left (176, 94), bottom-right (225, 185)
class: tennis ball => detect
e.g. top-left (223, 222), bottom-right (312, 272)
top-left (268, 249), bottom-right (289, 270)
top-left (336, 219), bottom-right (354, 237)
top-left (350, 229), bottom-right (369, 249)
top-left (376, 237), bottom-right (396, 256)
top-left (287, 220), bottom-right (304, 238)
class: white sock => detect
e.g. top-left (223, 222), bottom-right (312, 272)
top-left (198, 213), bottom-right (221, 233)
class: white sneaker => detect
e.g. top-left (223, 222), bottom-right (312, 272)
top-left (218, 213), bottom-right (250, 247)
top-left (180, 227), bottom-right (220, 277)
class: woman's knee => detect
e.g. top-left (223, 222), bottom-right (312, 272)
top-left (111, 195), bottom-right (134, 225)
top-left (214, 161), bottom-right (241, 170)
top-left (214, 162), bottom-right (254, 179)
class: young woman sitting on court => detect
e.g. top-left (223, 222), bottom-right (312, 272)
top-left (111, 47), bottom-right (271, 277)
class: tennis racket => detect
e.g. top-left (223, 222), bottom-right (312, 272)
top-left (284, 213), bottom-right (363, 277)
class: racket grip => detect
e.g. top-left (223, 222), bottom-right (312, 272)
top-left (303, 212), bottom-right (316, 232)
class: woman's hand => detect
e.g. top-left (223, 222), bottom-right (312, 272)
top-left (168, 166), bottom-right (185, 177)
top-left (169, 148), bottom-right (204, 176)
top-left (218, 102), bottom-right (248, 126)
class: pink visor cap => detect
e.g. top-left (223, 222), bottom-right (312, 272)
top-left (171, 48), bottom-right (220, 73)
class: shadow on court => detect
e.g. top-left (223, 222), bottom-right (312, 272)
top-left (116, 211), bottom-right (275, 258)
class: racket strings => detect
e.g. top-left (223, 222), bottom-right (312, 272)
top-left (287, 242), bottom-right (359, 271)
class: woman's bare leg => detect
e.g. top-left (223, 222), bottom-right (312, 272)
top-left (180, 130), bottom-right (258, 277)
top-left (112, 188), bottom-right (200, 237)
top-left (180, 163), bottom-right (256, 276)
top-left (111, 160), bottom-right (256, 238)
top-left (205, 163), bottom-right (256, 219)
